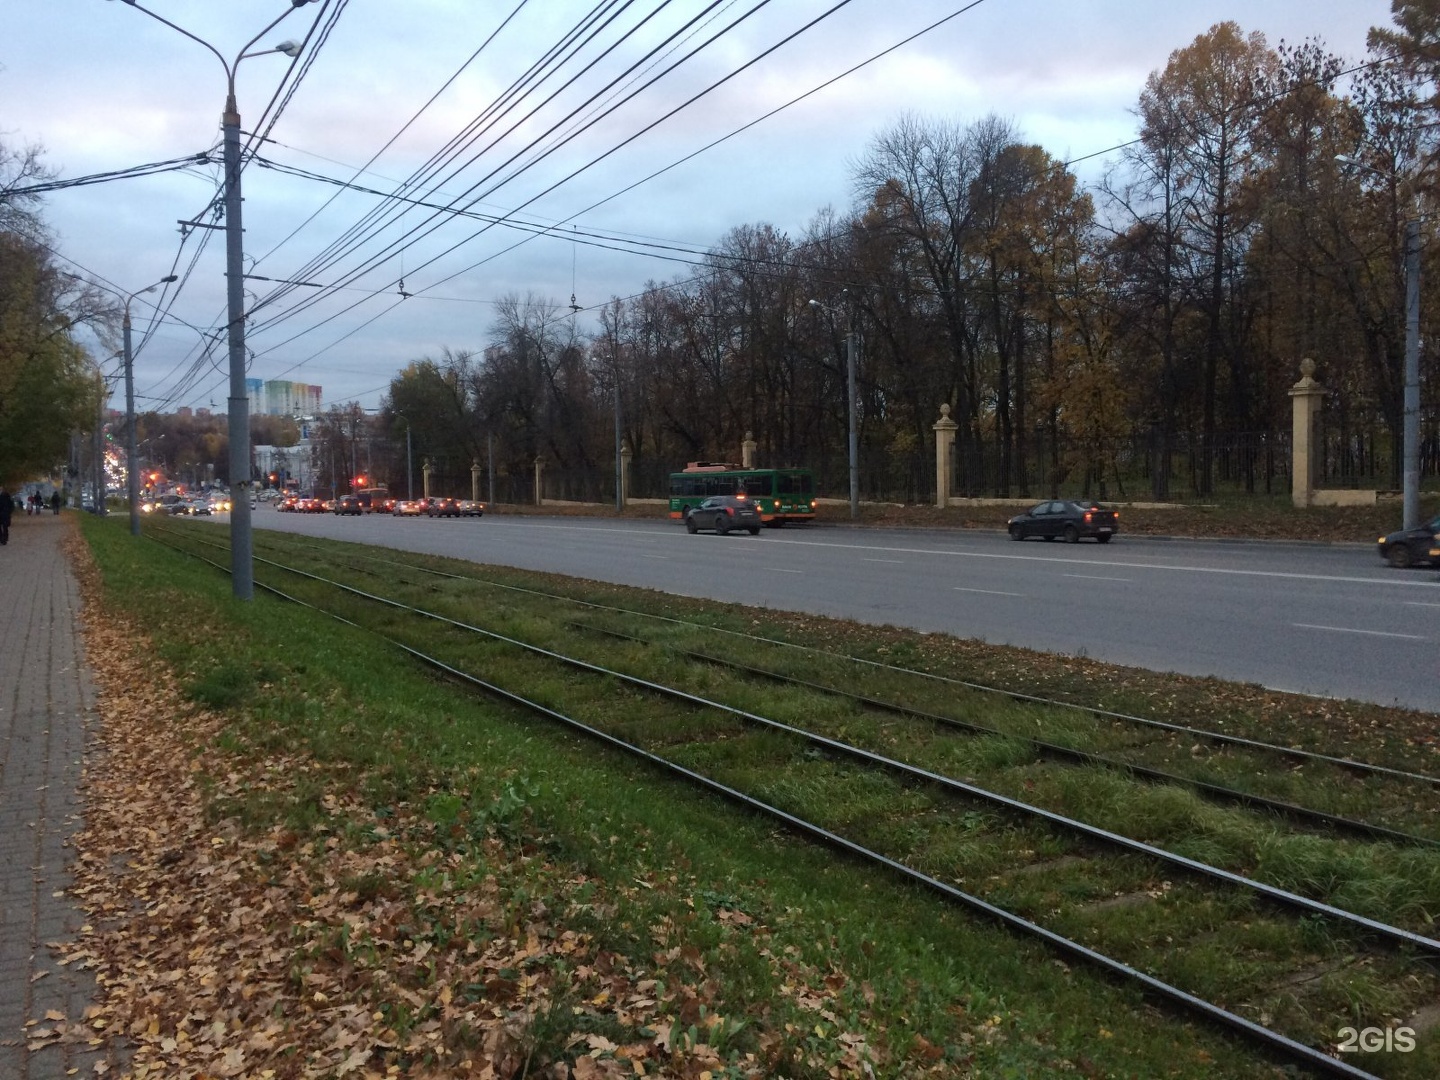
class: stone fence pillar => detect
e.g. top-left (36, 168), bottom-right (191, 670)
top-left (620, 444), bottom-right (632, 508)
top-left (422, 459), bottom-right (432, 500)
top-left (1288, 359), bottom-right (1325, 508)
top-left (534, 457), bottom-right (545, 505)
top-left (471, 461), bottom-right (481, 503)
top-left (933, 404), bottom-right (957, 508)
top-left (741, 431), bottom-right (757, 469)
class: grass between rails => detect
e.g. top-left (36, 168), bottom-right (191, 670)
top-left (243, 532), bottom-right (1440, 1069)
top-left (73, 515), bottom-right (1437, 1078)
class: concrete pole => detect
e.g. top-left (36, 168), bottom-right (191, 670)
top-left (224, 101), bottom-right (253, 600)
top-left (534, 457), bottom-right (544, 505)
top-left (614, 378), bottom-right (623, 512)
top-left (847, 331), bottom-right (859, 519)
top-left (406, 424), bottom-right (413, 501)
top-left (123, 315), bottom-right (140, 535)
top-left (94, 374), bottom-right (106, 516)
top-left (1403, 216), bottom-right (1421, 531)
top-left (620, 444), bottom-right (632, 508)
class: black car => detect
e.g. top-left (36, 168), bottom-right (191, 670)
top-left (1007, 500), bottom-right (1118, 543)
top-left (685, 495), bottom-right (762, 536)
top-left (333, 495), bottom-right (363, 516)
top-left (1377, 514), bottom-right (1440, 568)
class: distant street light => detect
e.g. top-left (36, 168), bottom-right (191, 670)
top-left (122, 276), bottom-right (178, 535)
top-left (808, 297), bottom-right (860, 519)
top-left (1336, 153), bottom-right (1422, 531)
top-left (109, 0), bottom-right (314, 599)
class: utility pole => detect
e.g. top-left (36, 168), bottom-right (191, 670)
top-left (846, 329), bottom-right (859, 520)
top-left (1403, 215), bottom-right (1421, 531)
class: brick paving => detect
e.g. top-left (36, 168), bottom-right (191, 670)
top-left (0, 512), bottom-right (109, 1077)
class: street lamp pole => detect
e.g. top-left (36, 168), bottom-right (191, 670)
top-left (110, 0), bottom-right (311, 599)
top-left (122, 276), bottom-right (178, 536)
top-left (808, 298), bottom-right (860, 519)
top-left (1403, 216), bottom-right (1421, 531)
top-left (1337, 154), bottom-right (1423, 530)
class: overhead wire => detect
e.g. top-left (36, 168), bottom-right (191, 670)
top-left (255, 0), bottom-right (706, 319)
top-left (96, 4), bottom-right (1405, 408)
top-left (246, 0), bottom-right (835, 356)
top-left (254, 0), bottom-right (640, 314)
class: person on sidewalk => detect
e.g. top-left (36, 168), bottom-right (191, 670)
top-left (51, 490), bottom-right (61, 515)
top-left (0, 485), bottom-right (12, 544)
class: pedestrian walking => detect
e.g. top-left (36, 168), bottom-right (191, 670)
top-left (51, 490), bottom-right (61, 515)
top-left (0, 485), bottom-right (13, 544)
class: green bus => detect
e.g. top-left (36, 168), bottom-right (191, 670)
top-left (668, 462), bottom-right (816, 526)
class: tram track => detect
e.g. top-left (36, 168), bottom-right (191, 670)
top-left (150, 524), bottom-right (1440, 1079)
top-left (256, 536), bottom-right (1440, 848)
top-left (319, 542), bottom-right (1440, 789)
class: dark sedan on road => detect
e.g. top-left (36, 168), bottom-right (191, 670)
top-left (1378, 514), bottom-right (1440, 568)
top-left (425, 496), bottom-right (462, 518)
top-left (685, 495), bottom-right (762, 535)
top-left (1007, 500), bottom-right (1118, 543)
top-left (333, 495), bottom-right (363, 516)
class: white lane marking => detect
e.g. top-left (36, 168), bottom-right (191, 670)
top-left (864, 558), bottom-right (905, 564)
top-left (1064, 573), bottom-right (1132, 582)
top-left (1404, 601), bottom-right (1440, 608)
top-left (766, 567), bottom-right (803, 574)
top-left (955, 587), bottom-right (1024, 597)
top-left (1292, 623), bottom-right (1427, 640)
top-left (466, 520), bottom-right (1440, 590)
top-left (642, 555), bottom-right (669, 560)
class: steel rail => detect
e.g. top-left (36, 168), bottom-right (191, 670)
top-left (145, 526), bottom-right (1386, 1080)
top-left (568, 620), bottom-right (1440, 849)
top-left (232, 544), bottom-right (1440, 958)
top-left (320, 547), bottom-right (1440, 788)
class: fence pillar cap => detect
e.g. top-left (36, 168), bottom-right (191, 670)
top-left (1290, 358), bottom-right (1324, 394)
top-left (934, 403), bottom-right (958, 431)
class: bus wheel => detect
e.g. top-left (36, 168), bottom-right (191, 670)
top-left (767, 519), bottom-right (785, 528)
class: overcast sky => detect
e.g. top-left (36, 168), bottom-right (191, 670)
top-left (4, 0), bottom-right (1396, 414)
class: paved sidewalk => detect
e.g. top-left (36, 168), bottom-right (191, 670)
top-left (0, 512), bottom-right (107, 1077)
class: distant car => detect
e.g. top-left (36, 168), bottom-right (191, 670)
top-left (458, 499), bottom-right (486, 517)
top-left (334, 495), bottom-right (363, 516)
top-left (296, 496), bottom-right (327, 513)
top-left (183, 498), bottom-right (211, 516)
top-left (426, 496), bottom-right (461, 518)
top-left (685, 495), bottom-right (762, 536)
top-left (392, 499), bottom-right (424, 517)
top-left (1007, 500), bottom-right (1118, 543)
top-left (1378, 514), bottom-right (1440, 568)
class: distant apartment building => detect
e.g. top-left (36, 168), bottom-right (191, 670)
top-left (246, 379), bottom-right (323, 417)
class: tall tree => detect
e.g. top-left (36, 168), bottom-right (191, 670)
top-left (1137, 22), bottom-right (1278, 493)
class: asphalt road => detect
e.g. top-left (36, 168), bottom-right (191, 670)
top-left (238, 509), bottom-right (1440, 714)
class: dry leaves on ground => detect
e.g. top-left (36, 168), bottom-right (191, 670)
top-left (60, 538), bottom-right (896, 1078)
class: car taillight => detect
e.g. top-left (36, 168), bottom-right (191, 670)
top-left (1084, 512), bottom-right (1092, 523)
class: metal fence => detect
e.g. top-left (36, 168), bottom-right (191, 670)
top-left (450, 419), bottom-right (1438, 507)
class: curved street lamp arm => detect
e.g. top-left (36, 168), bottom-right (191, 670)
top-left (109, 1), bottom-right (231, 84)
